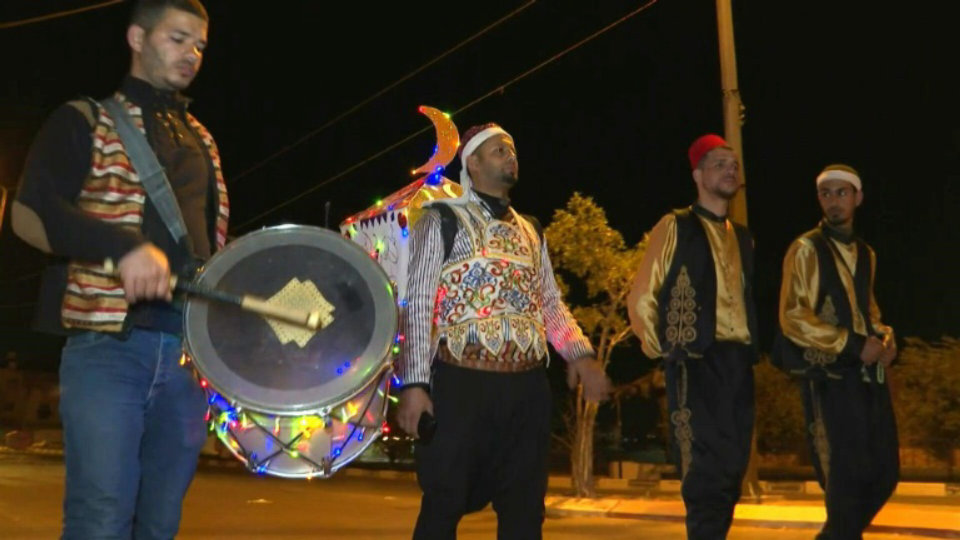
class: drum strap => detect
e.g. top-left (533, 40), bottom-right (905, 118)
top-left (101, 97), bottom-right (195, 256)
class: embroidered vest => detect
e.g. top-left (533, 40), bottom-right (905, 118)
top-left (773, 228), bottom-right (876, 380)
top-left (656, 208), bottom-right (757, 361)
top-left (434, 203), bottom-right (547, 362)
top-left (60, 94), bottom-right (229, 332)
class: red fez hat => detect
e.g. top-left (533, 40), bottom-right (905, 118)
top-left (688, 134), bottom-right (729, 170)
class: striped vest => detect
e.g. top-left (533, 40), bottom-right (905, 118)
top-left (61, 93), bottom-right (229, 332)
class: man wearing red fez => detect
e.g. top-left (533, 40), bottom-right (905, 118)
top-left (627, 134), bottom-right (758, 539)
top-left (773, 164), bottom-right (898, 539)
top-left (396, 122), bottom-right (611, 539)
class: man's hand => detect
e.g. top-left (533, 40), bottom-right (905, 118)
top-left (860, 335), bottom-right (884, 366)
top-left (397, 386), bottom-right (434, 438)
top-left (566, 356), bottom-right (612, 403)
top-left (117, 243), bottom-right (171, 304)
top-left (878, 334), bottom-right (897, 367)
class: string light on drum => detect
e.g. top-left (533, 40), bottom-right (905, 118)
top-left (200, 368), bottom-right (393, 478)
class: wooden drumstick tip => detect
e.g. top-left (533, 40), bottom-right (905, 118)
top-left (306, 311), bottom-right (322, 330)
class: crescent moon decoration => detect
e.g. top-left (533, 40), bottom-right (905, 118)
top-left (411, 105), bottom-right (459, 185)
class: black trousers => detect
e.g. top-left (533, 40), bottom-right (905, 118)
top-left (665, 342), bottom-right (755, 540)
top-left (803, 366), bottom-right (899, 540)
top-left (413, 361), bottom-right (552, 540)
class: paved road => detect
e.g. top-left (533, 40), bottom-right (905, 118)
top-left (0, 454), bottom-right (936, 539)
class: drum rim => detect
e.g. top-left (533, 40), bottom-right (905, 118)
top-left (184, 224), bottom-right (398, 415)
top-left (211, 364), bottom-right (393, 479)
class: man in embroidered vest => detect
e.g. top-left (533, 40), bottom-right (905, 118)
top-left (627, 134), bottom-right (758, 539)
top-left (396, 123), bottom-right (610, 539)
top-left (773, 164), bottom-right (898, 540)
top-left (11, 1), bottom-right (227, 538)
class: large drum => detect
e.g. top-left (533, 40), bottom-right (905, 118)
top-left (183, 225), bottom-right (398, 478)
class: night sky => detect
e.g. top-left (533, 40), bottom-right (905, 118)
top-left (1, 1), bottom-right (957, 370)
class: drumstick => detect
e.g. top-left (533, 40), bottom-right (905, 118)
top-left (103, 259), bottom-right (324, 331)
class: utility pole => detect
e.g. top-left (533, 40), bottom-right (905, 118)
top-left (716, 0), bottom-right (762, 501)
top-left (716, 0), bottom-right (748, 226)
top-left (0, 186), bottom-right (8, 236)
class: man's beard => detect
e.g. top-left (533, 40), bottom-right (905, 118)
top-left (824, 209), bottom-right (849, 226)
top-left (499, 170), bottom-right (519, 186)
top-left (709, 183), bottom-right (738, 200)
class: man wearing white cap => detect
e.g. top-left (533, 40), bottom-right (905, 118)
top-left (396, 122), bottom-right (610, 539)
top-left (774, 163), bottom-right (899, 539)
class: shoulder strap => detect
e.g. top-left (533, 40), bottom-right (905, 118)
top-left (433, 203), bottom-right (460, 262)
top-left (100, 97), bottom-right (193, 254)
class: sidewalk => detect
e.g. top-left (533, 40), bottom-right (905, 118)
top-left (545, 495), bottom-right (960, 539)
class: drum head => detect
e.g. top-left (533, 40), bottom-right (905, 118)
top-left (184, 225), bottom-right (397, 414)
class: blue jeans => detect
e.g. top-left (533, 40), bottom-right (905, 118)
top-left (59, 328), bottom-right (207, 540)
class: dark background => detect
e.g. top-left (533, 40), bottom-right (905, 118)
top-left (2, 1), bottom-right (958, 380)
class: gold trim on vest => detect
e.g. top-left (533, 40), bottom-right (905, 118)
top-left (665, 265), bottom-right (699, 354)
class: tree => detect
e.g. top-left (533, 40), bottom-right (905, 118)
top-left (544, 192), bottom-right (648, 497)
top-left (753, 357), bottom-right (805, 456)
top-left (893, 337), bottom-right (960, 469)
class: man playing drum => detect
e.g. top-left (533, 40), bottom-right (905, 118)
top-left (397, 123), bottom-right (611, 539)
top-left (12, 1), bottom-right (226, 538)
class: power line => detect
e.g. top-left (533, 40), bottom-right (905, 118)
top-left (233, 0), bottom-right (659, 232)
top-left (451, 0), bottom-right (658, 117)
top-left (0, 2), bottom-right (534, 287)
top-left (0, 0), bottom-right (124, 30)
top-left (228, 0), bottom-right (537, 186)
top-left (234, 126), bottom-right (437, 231)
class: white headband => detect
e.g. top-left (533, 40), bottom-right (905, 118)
top-left (459, 126), bottom-right (511, 182)
top-left (816, 169), bottom-right (861, 191)
top-left (424, 126), bottom-right (511, 207)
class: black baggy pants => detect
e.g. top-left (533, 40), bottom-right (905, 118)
top-left (413, 361), bottom-right (552, 540)
top-left (803, 366), bottom-right (899, 540)
top-left (665, 342), bottom-right (755, 540)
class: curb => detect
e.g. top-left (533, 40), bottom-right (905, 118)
top-left (546, 474), bottom-right (960, 499)
top-left (544, 496), bottom-right (960, 539)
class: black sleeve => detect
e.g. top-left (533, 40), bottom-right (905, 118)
top-left (15, 103), bottom-right (146, 263)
